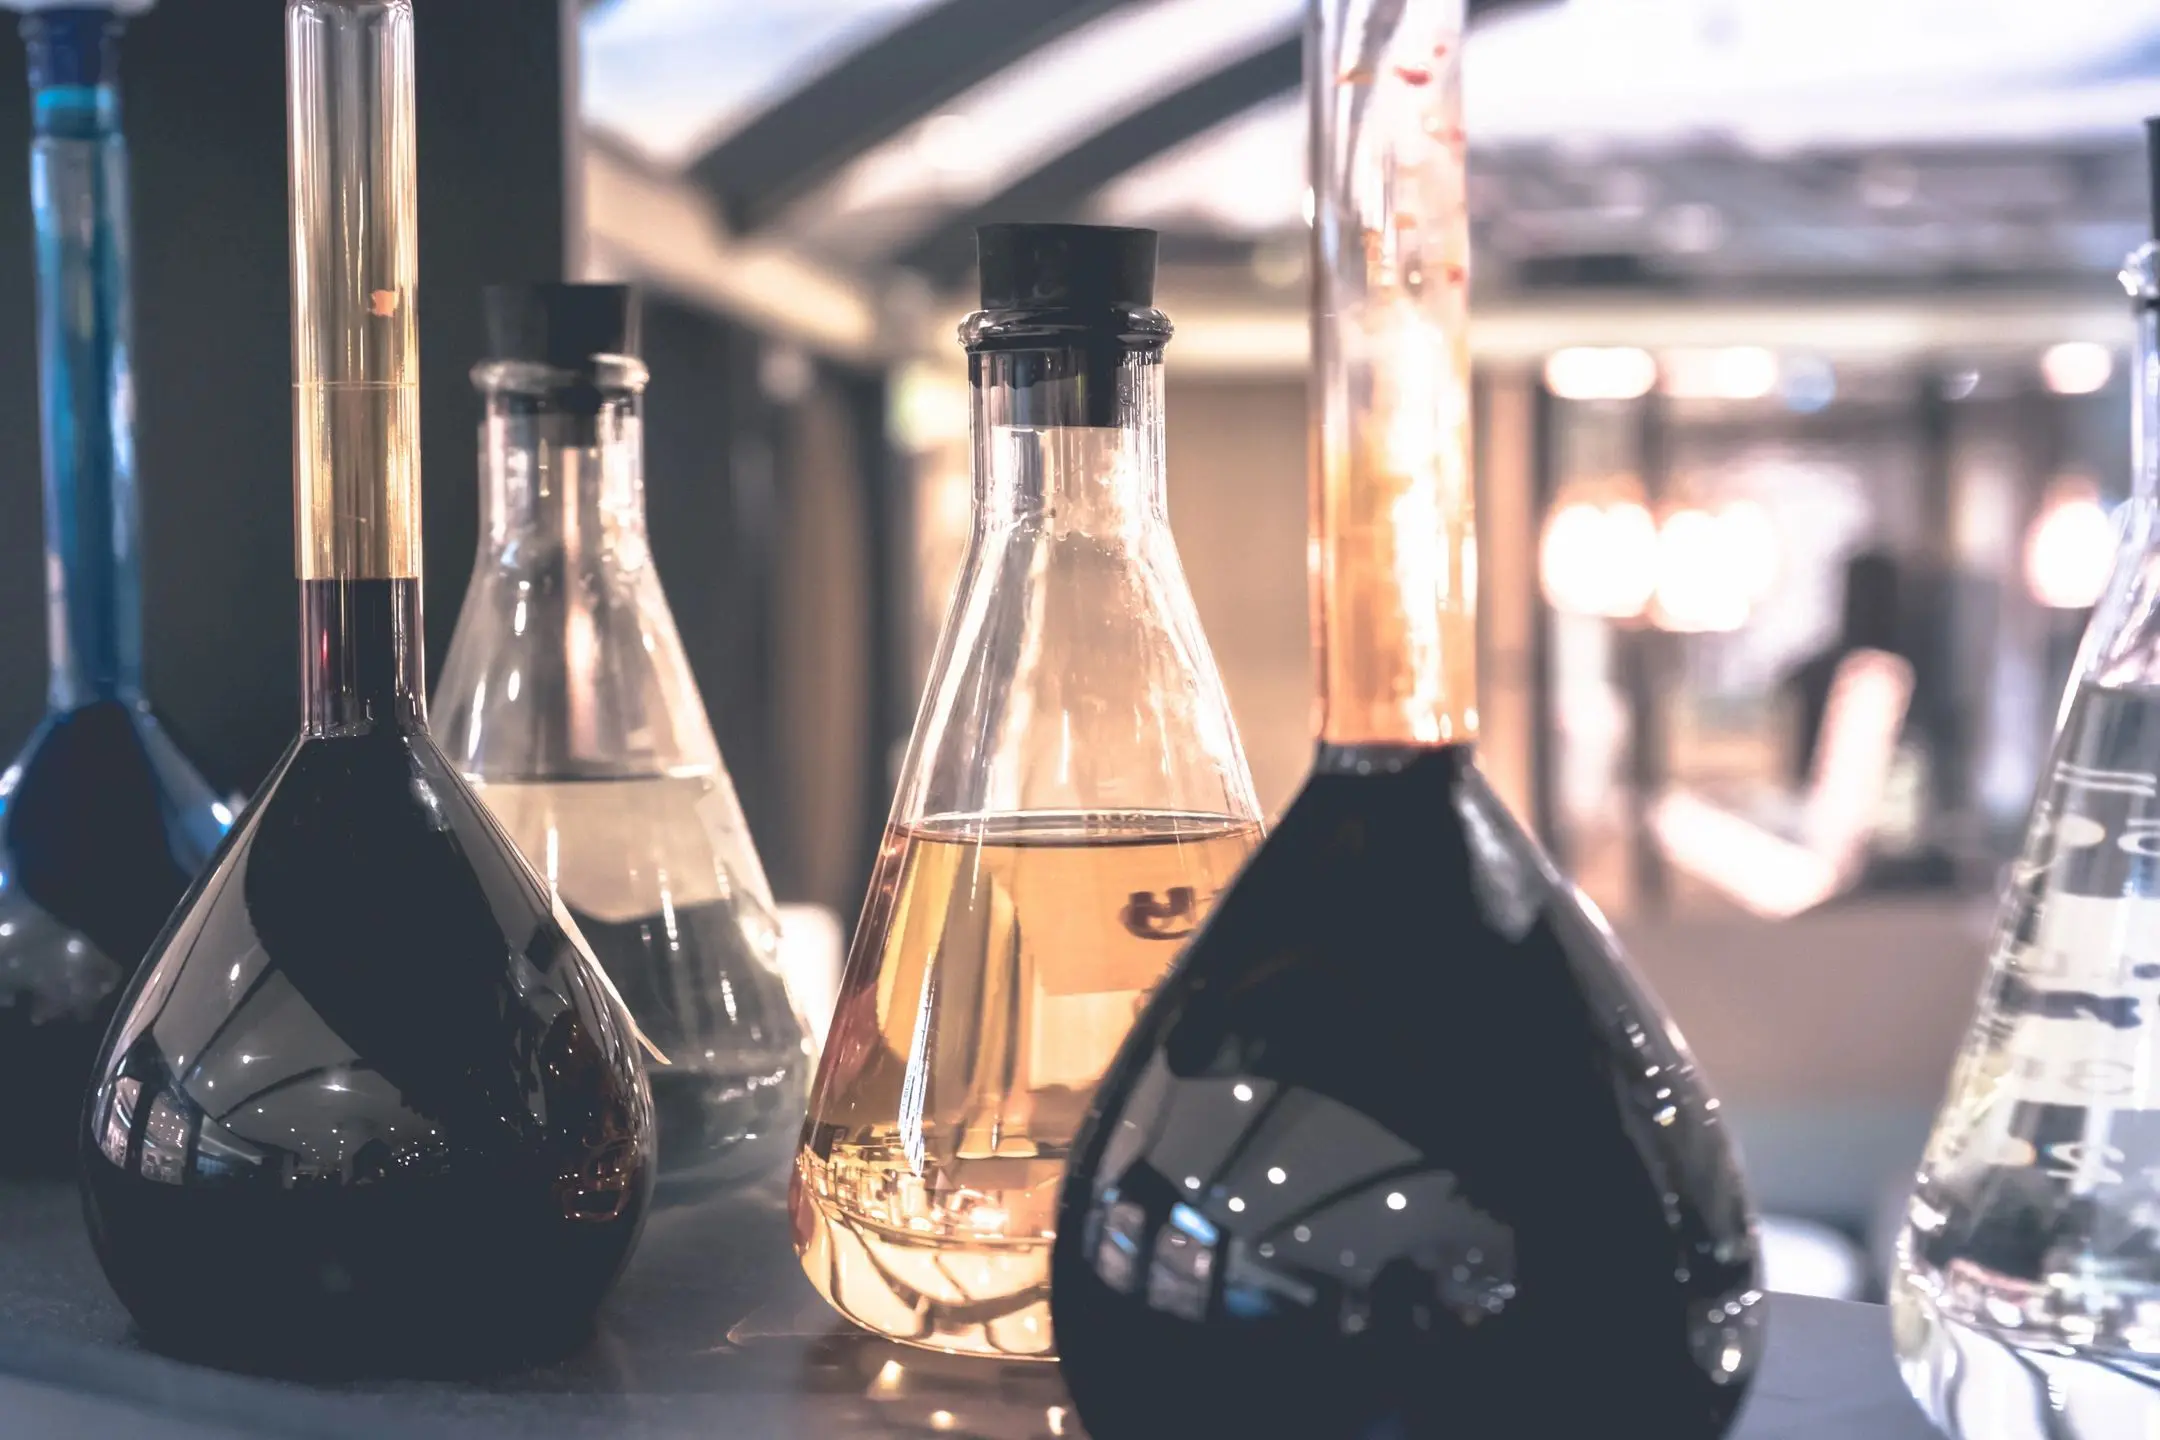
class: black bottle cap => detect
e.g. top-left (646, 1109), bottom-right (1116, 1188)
top-left (977, 224), bottom-right (1157, 313)
top-left (482, 282), bottom-right (641, 368)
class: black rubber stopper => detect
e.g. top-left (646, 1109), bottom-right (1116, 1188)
top-left (977, 224), bottom-right (1156, 312)
top-left (482, 283), bottom-right (640, 368)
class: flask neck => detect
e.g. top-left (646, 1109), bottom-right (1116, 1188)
top-left (968, 346), bottom-right (1168, 533)
top-left (476, 383), bottom-right (651, 565)
top-left (26, 11), bottom-right (139, 708)
top-left (435, 373), bottom-right (717, 781)
top-left (302, 578), bottom-right (425, 736)
top-left (2135, 293), bottom-right (2158, 508)
top-left (287, 0), bottom-right (422, 587)
top-left (2070, 245), bottom-right (2160, 699)
top-left (1309, 0), bottom-right (1476, 749)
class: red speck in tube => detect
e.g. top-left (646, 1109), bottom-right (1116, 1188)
top-left (1394, 63), bottom-right (1432, 85)
top-left (1442, 262), bottom-right (1466, 286)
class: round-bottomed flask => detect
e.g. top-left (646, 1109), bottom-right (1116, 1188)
top-left (434, 282), bottom-right (809, 1198)
top-left (78, 1), bottom-right (653, 1372)
top-left (1050, 6), bottom-right (1763, 1437)
top-left (792, 224), bottom-right (1264, 1359)
top-left (1892, 196), bottom-right (2160, 1438)
top-left (0, 1), bottom-right (229, 1175)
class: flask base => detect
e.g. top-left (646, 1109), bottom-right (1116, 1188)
top-left (0, 698), bottom-right (223, 1177)
top-left (81, 1157), bottom-right (625, 1377)
top-left (792, 1158), bottom-right (1057, 1360)
top-left (1895, 1268), bottom-right (2160, 1438)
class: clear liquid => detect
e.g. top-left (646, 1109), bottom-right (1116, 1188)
top-left (469, 774), bottom-right (809, 1193)
top-left (793, 811), bottom-right (1261, 1358)
top-left (1897, 681), bottom-right (2160, 1434)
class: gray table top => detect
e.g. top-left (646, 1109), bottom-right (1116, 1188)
top-left (0, 1178), bottom-right (1940, 1439)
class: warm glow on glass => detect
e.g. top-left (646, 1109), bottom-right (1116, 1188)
top-left (1312, 6), bottom-right (1475, 746)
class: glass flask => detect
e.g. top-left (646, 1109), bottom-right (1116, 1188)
top-left (0, 2), bottom-right (228, 1175)
top-left (1050, 6), bottom-right (1764, 1438)
top-left (78, 0), bottom-right (653, 1372)
top-left (1892, 141), bottom-right (2160, 1439)
top-left (434, 281), bottom-right (809, 1198)
top-left (792, 223), bottom-right (1264, 1359)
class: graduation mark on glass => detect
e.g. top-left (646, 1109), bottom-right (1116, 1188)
top-left (1894, 118), bottom-right (2160, 1440)
top-left (1050, 6), bottom-right (1763, 1437)
top-left (77, 0), bottom-right (655, 1372)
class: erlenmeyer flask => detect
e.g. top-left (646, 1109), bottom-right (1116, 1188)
top-left (78, 2), bottom-right (652, 1371)
top-left (792, 224), bottom-right (1264, 1359)
top-left (0, 3), bottom-right (229, 1174)
top-left (1893, 129), bottom-right (2160, 1438)
top-left (1050, 6), bottom-right (1763, 1438)
top-left (434, 282), bottom-right (809, 1196)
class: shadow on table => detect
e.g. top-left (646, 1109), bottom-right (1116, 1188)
top-left (2, 1175), bottom-right (1942, 1439)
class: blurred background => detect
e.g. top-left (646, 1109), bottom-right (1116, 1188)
top-left (1, 0), bottom-right (2155, 1309)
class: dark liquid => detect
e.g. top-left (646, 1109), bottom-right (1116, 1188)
top-left (1052, 745), bottom-right (1762, 1439)
top-left (572, 903), bottom-right (805, 1197)
top-left (79, 582), bottom-right (654, 1375)
top-left (0, 699), bottom-right (223, 1175)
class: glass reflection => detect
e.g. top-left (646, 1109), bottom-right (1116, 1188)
top-left (1075, 1064), bottom-right (1525, 1342)
top-left (77, 722), bottom-right (653, 1371)
top-left (1053, 748), bottom-right (1761, 1439)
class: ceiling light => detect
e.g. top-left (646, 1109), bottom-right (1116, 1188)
top-left (1662, 347), bottom-right (1778, 401)
top-left (2040, 341), bottom-right (2113, 396)
top-left (2024, 479), bottom-right (2114, 609)
top-left (1544, 347), bottom-right (1656, 401)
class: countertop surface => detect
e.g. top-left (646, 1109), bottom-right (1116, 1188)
top-left (0, 1177), bottom-right (1945, 1439)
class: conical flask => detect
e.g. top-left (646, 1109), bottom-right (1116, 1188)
top-left (434, 282), bottom-right (809, 1197)
top-left (1893, 125), bottom-right (2160, 1438)
top-left (792, 223), bottom-right (1264, 1359)
top-left (78, 1), bottom-right (653, 1371)
top-left (0, 3), bottom-right (230, 1174)
top-left (1051, 6), bottom-right (1763, 1437)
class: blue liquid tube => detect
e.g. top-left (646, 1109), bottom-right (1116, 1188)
top-left (0, 2), bottom-right (226, 1175)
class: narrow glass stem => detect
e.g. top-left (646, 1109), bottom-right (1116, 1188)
top-left (2070, 248), bottom-right (2160, 703)
top-left (26, 11), bottom-right (139, 708)
top-left (287, 0), bottom-right (421, 587)
top-left (288, 0), bottom-right (423, 728)
top-left (969, 347), bottom-right (1167, 534)
top-left (479, 398), bottom-right (646, 561)
top-left (1309, 0), bottom-right (1475, 748)
top-left (301, 578), bottom-right (425, 735)
top-left (2135, 303), bottom-right (2158, 507)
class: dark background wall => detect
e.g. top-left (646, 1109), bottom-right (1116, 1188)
top-left (0, 0), bottom-right (894, 909)
top-left (0, 0), bottom-right (574, 795)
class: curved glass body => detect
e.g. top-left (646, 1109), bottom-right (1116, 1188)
top-left (1893, 244), bottom-right (2160, 1437)
top-left (1050, 7), bottom-right (1763, 1437)
top-left (0, 8), bottom-right (228, 1175)
top-left (78, 1), bottom-right (653, 1371)
top-left (792, 263), bottom-right (1263, 1358)
top-left (434, 325), bottom-right (808, 1197)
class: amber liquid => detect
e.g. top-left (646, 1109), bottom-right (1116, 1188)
top-left (793, 811), bottom-right (1261, 1358)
